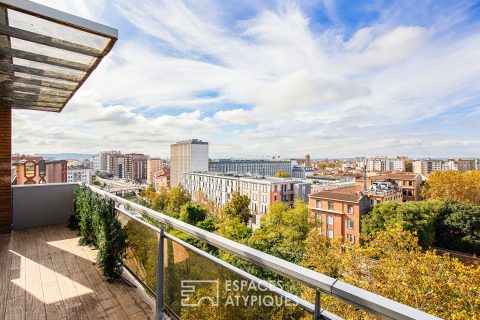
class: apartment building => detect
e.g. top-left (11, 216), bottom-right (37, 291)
top-left (124, 153), bottom-right (148, 182)
top-left (170, 139), bottom-right (209, 188)
top-left (208, 159), bottom-right (292, 177)
top-left (457, 159), bottom-right (478, 172)
top-left (147, 158), bottom-right (163, 185)
top-left (67, 166), bottom-right (92, 184)
top-left (367, 157), bottom-right (406, 172)
top-left (412, 159), bottom-right (444, 175)
top-left (182, 172), bottom-right (310, 228)
top-left (14, 160), bottom-right (67, 185)
top-left (369, 173), bottom-right (422, 201)
top-left (291, 165), bottom-right (314, 179)
top-left (364, 181), bottom-right (403, 206)
top-left (309, 188), bottom-right (371, 244)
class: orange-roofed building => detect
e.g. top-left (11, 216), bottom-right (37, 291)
top-left (309, 187), bottom-right (370, 244)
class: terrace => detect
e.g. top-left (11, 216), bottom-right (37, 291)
top-left (0, 1), bottom-right (443, 319)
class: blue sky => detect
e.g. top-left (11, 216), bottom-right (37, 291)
top-left (12, 0), bottom-right (480, 158)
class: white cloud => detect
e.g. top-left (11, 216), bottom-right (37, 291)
top-left (13, 0), bottom-right (480, 158)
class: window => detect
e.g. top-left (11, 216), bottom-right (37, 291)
top-left (376, 200), bottom-right (381, 204)
top-left (347, 204), bottom-right (353, 214)
top-left (328, 202), bottom-right (334, 210)
top-left (316, 200), bottom-right (321, 208)
top-left (315, 213), bottom-right (322, 223)
top-left (346, 234), bottom-right (355, 243)
top-left (327, 215), bottom-right (334, 225)
top-left (327, 229), bottom-right (334, 238)
top-left (347, 219), bottom-right (354, 230)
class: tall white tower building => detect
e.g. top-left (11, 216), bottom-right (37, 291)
top-left (170, 139), bottom-right (209, 188)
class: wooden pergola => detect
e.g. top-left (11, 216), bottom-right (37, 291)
top-left (0, 0), bottom-right (117, 233)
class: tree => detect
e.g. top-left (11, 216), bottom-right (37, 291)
top-left (164, 185), bottom-right (191, 217)
top-left (247, 200), bottom-right (310, 264)
top-left (405, 160), bottom-right (413, 172)
top-left (216, 216), bottom-right (251, 241)
top-left (361, 200), bottom-right (442, 247)
top-left (422, 171), bottom-right (480, 205)
top-left (275, 171), bottom-right (290, 178)
top-left (436, 200), bottom-right (480, 254)
top-left (222, 191), bottom-right (251, 223)
top-left (301, 225), bottom-right (480, 319)
top-left (179, 202), bottom-right (207, 226)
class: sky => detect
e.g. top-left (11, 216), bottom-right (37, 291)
top-left (12, 0), bottom-right (480, 159)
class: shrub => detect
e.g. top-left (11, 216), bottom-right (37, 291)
top-left (72, 185), bottom-right (127, 281)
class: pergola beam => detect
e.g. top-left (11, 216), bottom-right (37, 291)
top-left (0, 45), bottom-right (91, 71)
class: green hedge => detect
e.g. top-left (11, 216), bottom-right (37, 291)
top-left (72, 185), bottom-right (127, 281)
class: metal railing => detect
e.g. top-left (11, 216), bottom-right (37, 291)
top-left (86, 184), bottom-right (441, 320)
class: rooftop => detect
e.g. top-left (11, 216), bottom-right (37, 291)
top-left (310, 187), bottom-right (364, 202)
top-left (370, 173), bottom-right (420, 181)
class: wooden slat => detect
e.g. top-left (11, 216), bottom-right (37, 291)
top-left (0, 24), bottom-right (103, 57)
top-left (24, 229), bottom-right (47, 320)
top-left (0, 45), bottom-right (91, 71)
top-left (10, 84), bottom-right (71, 97)
top-left (10, 105), bottom-right (61, 112)
top-left (13, 64), bottom-right (83, 82)
top-left (0, 234), bottom-right (14, 319)
top-left (10, 92), bottom-right (68, 103)
top-left (14, 76), bottom-right (77, 91)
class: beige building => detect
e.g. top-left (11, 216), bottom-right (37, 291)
top-left (170, 139), bottom-right (208, 188)
top-left (147, 158), bottom-right (163, 185)
top-left (154, 168), bottom-right (170, 191)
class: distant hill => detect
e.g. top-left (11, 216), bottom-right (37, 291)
top-left (34, 153), bottom-right (94, 161)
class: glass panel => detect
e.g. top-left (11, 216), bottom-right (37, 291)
top-left (7, 9), bottom-right (110, 49)
top-left (10, 37), bottom-right (95, 65)
top-left (165, 238), bottom-right (309, 320)
top-left (117, 211), bottom-right (159, 295)
top-left (13, 57), bottom-right (86, 78)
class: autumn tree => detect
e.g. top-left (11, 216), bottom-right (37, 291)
top-left (405, 160), bottom-right (413, 172)
top-left (221, 191), bottom-right (251, 223)
top-left (163, 185), bottom-right (191, 217)
top-left (275, 171), bottom-right (290, 178)
top-left (301, 225), bottom-right (480, 319)
top-left (422, 170), bottom-right (480, 205)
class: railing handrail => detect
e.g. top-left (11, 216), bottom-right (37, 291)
top-left (86, 184), bottom-right (441, 320)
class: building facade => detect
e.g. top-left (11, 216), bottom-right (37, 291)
top-left (309, 189), bottom-right (371, 244)
top-left (182, 172), bottom-right (310, 228)
top-left (364, 181), bottom-right (403, 206)
top-left (170, 139), bottom-right (209, 188)
top-left (369, 173), bottom-right (422, 201)
top-left (147, 158), bottom-right (163, 185)
top-left (124, 153), bottom-right (148, 182)
top-left (154, 168), bottom-right (170, 191)
top-left (67, 166), bottom-right (92, 184)
top-left (208, 159), bottom-right (292, 177)
top-left (14, 160), bottom-right (67, 185)
top-left (367, 157), bottom-right (406, 172)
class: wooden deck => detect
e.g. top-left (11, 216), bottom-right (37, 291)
top-left (0, 225), bottom-right (154, 319)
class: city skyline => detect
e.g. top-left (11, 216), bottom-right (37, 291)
top-left (11, 0), bottom-right (480, 157)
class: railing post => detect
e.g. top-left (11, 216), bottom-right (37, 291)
top-left (156, 223), bottom-right (165, 320)
top-left (313, 290), bottom-right (323, 320)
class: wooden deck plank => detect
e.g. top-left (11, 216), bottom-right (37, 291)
top-left (0, 225), bottom-right (154, 320)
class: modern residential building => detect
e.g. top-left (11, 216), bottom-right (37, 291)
top-left (309, 188), bottom-right (371, 244)
top-left (369, 173), bottom-right (422, 201)
top-left (106, 151), bottom-right (123, 174)
top-left (124, 153), bottom-right (148, 182)
top-left (147, 157), bottom-right (164, 185)
top-left (14, 160), bottom-right (67, 185)
top-left (182, 172), bottom-right (310, 228)
top-left (170, 139), bottom-right (209, 187)
top-left (412, 159), bottom-right (445, 175)
top-left (208, 159), bottom-right (292, 177)
top-left (67, 166), bottom-right (92, 184)
top-left (367, 156), bottom-right (406, 172)
top-left (457, 158), bottom-right (478, 172)
top-left (364, 181), bottom-right (403, 206)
